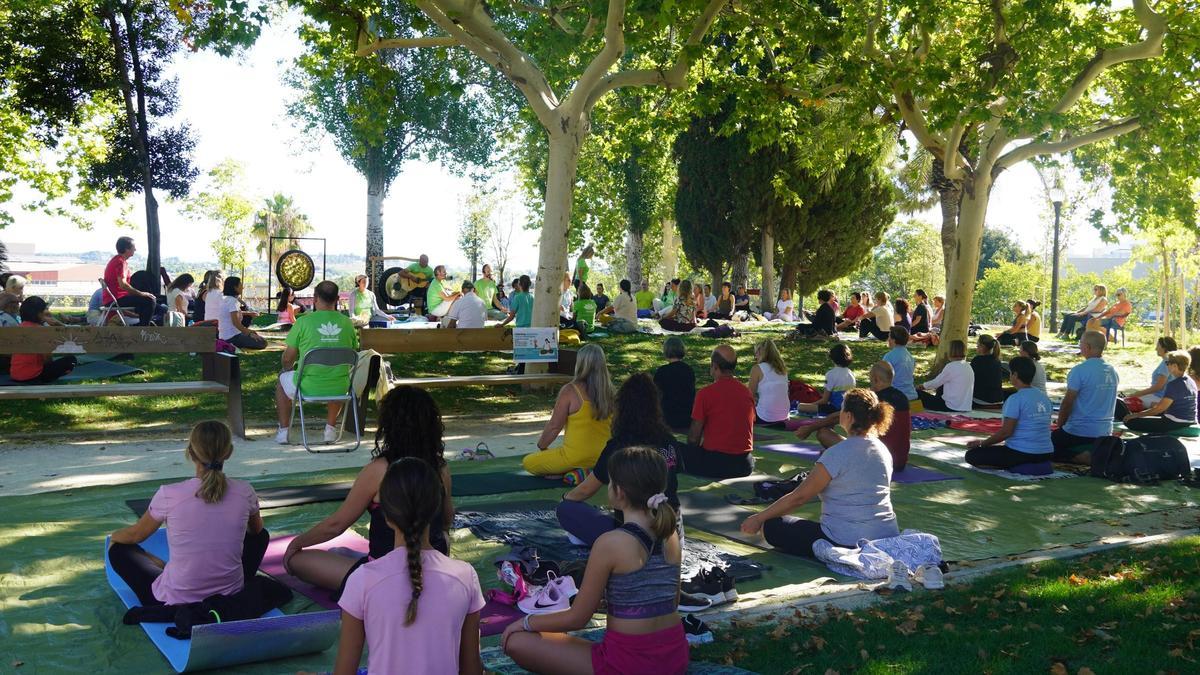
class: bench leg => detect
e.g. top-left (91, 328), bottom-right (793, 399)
top-left (203, 353), bottom-right (247, 439)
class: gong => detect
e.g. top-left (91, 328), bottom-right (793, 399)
top-left (275, 249), bottom-right (316, 290)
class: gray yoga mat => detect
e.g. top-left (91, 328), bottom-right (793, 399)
top-left (0, 359), bottom-right (145, 386)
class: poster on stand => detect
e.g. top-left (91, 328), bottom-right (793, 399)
top-left (513, 327), bottom-right (559, 363)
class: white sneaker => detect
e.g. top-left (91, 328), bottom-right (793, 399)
top-left (323, 424), bottom-right (339, 444)
top-left (884, 560), bottom-right (912, 592)
top-left (914, 564), bottom-right (945, 590)
top-left (275, 427), bottom-right (290, 445)
top-left (517, 572), bottom-right (578, 614)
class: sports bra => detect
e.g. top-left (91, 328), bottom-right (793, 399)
top-left (604, 523), bottom-right (680, 620)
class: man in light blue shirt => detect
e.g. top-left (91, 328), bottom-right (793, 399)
top-left (1052, 330), bottom-right (1118, 464)
top-left (883, 326), bottom-right (917, 400)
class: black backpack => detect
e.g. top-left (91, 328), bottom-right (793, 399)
top-left (1090, 435), bottom-right (1191, 484)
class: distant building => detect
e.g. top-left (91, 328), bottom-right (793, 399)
top-left (4, 244), bottom-right (105, 297)
top-left (1065, 247), bottom-right (1153, 280)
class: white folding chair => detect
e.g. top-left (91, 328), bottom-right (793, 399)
top-left (94, 278), bottom-right (130, 326)
top-left (289, 347), bottom-right (361, 453)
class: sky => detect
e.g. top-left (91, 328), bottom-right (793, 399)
top-left (4, 13), bottom-right (1129, 273)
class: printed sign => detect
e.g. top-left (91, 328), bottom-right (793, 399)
top-left (513, 327), bottom-right (558, 363)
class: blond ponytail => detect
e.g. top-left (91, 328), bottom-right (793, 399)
top-left (187, 421), bottom-right (234, 503)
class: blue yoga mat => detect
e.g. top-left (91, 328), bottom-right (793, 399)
top-left (758, 443), bottom-right (962, 484)
top-left (104, 530), bottom-right (340, 673)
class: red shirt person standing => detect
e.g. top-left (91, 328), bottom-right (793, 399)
top-left (104, 236), bottom-right (156, 326)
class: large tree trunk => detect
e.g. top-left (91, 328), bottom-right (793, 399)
top-left (531, 129), bottom-right (583, 331)
top-left (707, 264), bottom-right (724, 293)
top-left (731, 251), bottom-right (749, 289)
top-left (759, 225), bottom-right (775, 314)
top-left (1179, 259), bottom-right (1187, 343)
top-left (365, 156), bottom-right (386, 279)
top-left (780, 263), bottom-right (797, 297)
top-left (661, 219), bottom-right (679, 283)
top-left (625, 227), bottom-right (644, 286)
top-left (935, 174), bottom-right (992, 366)
top-left (931, 158), bottom-right (961, 291)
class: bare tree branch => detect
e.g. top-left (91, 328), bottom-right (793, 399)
top-left (995, 117), bottom-right (1141, 171)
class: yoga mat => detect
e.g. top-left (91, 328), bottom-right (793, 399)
top-left (0, 359), bottom-right (144, 386)
top-left (908, 440), bottom-right (1078, 481)
top-left (483, 638), bottom-right (757, 674)
top-left (758, 442), bottom-right (821, 460)
top-left (259, 532), bottom-right (522, 637)
top-left (127, 469), bottom-right (561, 516)
top-left (757, 443), bottom-right (961, 483)
top-left (105, 530), bottom-right (339, 673)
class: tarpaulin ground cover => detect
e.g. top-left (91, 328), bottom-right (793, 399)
top-left (4, 445), bottom-right (1198, 673)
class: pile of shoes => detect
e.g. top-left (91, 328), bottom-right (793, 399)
top-left (681, 566), bottom-right (737, 608)
top-left (880, 560), bottom-right (946, 592)
top-left (489, 546), bottom-right (581, 615)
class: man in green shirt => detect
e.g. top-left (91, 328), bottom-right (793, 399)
top-left (634, 280), bottom-right (656, 318)
top-left (396, 254), bottom-right (434, 310)
top-left (501, 274), bottom-right (534, 327)
top-left (275, 280), bottom-right (360, 445)
top-left (426, 265), bottom-right (461, 319)
top-left (474, 264), bottom-right (508, 320)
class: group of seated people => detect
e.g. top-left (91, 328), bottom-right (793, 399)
top-left (1058, 284), bottom-right (1134, 342)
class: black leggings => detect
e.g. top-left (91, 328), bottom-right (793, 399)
top-left (1125, 416), bottom-right (1193, 433)
top-left (109, 528), bottom-right (270, 606)
top-left (116, 294), bottom-right (155, 326)
top-left (1059, 314), bottom-right (1085, 337)
top-left (1050, 427), bottom-right (1097, 463)
top-left (659, 318), bottom-right (696, 332)
top-left (917, 389), bottom-right (954, 412)
top-left (13, 356), bottom-right (77, 384)
top-left (677, 444), bottom-right (754, 479)
top-left (965, 445), bottom-right (1051, 469)
top-left (998, 332), bottom-right (1038, 346)
top-left (762, 517), bottom-right (847, 557)
top-left (858, 317), bottom-right (888, 340)
top-left (229, 332), bottom-right (267, 350)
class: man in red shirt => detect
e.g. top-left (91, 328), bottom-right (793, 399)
top-left (680, 344), bottom-right (757, 478)
top-left (103, 236), bottom-right (156, 326)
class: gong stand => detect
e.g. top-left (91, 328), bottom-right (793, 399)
top-left (267, 236), bottom-right (327, 313)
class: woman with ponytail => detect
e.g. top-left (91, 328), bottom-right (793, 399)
top-left (505, 447), bottom-right (689, 674)
top-left (740, 389), bottom-right (899, 557)
top-left (971, 333), bottom-right (1006, 405)
top-left (335, 458), bottom-right (484, 675)
top-left (109, 421), bottom-right (266, 606)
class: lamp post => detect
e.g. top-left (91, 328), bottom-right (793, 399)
top-left (1049, 186), bottom-right (1065, 333)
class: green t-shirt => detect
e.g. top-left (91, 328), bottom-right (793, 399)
top-left (575, 258), bottom-right (590, 283)
top-left (511, 291), bottom-right (534, 327)
top-left (351, 289), bottom-right (372, 321)
top-left (285, 310), bottom-right (360, 396)
top-left (427, 279), bottom-right (445, 312)
top-left (665, 291), bottom-right (677, 306)
top-left (406, 263), bottom-right (434, 281)
top-left (475, 278), bottom-right (498, 309)
top-left (634, 290), bottom-right (655, 310)
top-left (572, 299), bottom-right (597, 333)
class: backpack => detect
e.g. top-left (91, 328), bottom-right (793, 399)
top-left (1090, 435), bottom-right (1190, 483)
top-left (789, 379), bottom-right (822, 404)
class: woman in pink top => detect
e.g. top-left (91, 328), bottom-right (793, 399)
top-left (109, 421), bottom-right (265, 606)
top-left (335, 458), bottom-right (485, 675)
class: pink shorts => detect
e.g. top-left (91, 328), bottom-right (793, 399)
top-left (591, 623), bottom-right (689, 675)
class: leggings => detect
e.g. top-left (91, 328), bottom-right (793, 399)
top-left (522, 443), bottom-right (600, 476)
top-left (858, 317), bottom-right (888, 340)
top-left (677, 444), bottom-right (754, 479)
top-left (659, 318), bottom-right (696, 332)
top-left (13, 356), bottom-right (78, 384)
top-left (109, 528), bottom-right (270, 606)
top-left (557, 499), bottom-right (620, 547)
top-left (762, 517), bottom-right (847, 557)
top-left (998, 332), bottom-right (1038, 346)
top-left (1059, 314), bottom-right (1086, 337)
top-left (116, 294), bottom-right (155, 326)
top-left (1124, 416), bottom-right (1194, 433)
top-left (229, 332), bottom-right (267, 350)
top-left (1050, 427), bottom-right (1098, 463)
top-left (917, 389), bottom-right (952, 412)
top-left (965, 445), bottom-right (1051, 469)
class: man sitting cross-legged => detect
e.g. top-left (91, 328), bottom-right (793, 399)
top-left (678, 344), bottom-right (757, 479)
top-left (275, 280), bottom-right (360, 445)
top-left (793, 360), bottom-right (911, 472)
top-left (1052, 330), bottom-right (1119, 465)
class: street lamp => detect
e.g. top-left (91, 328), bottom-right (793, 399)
top-left (1049, 186), bottom-right (1066, 333)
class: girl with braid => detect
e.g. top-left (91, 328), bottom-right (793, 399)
top-left (284, 386), bottom-right (454, 595)
top-left (335, 458), bottom-right (485, 675)
top-left (109, 421), bottom-right (267, 606)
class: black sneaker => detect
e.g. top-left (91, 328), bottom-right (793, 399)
top-left (681, 569), bottom-right (725, 605)
top-left (709, 567), bottom-right (738, 603)
top-left (683, 614), bottom-right (714, 645)
top-left (677, 591), bottom-right (713, 613)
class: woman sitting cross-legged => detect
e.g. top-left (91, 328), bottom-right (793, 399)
top-left (505, 447), bottom-right (690, 675)
top-left (1126, 336), bottom-right (1178, 409)
top-left (218, 276), bottom-right (267, 350)
top-left (523, 343), bottom-right (615, 476)
top-left (332, 458), bottom-right (484, 675)
top-left (749, 338), bottom-right (790, 426)
top-left (971, 334), bottom-right (1006, 406)
top-left (659, 279), bottom-right (698, 332)
top-left (739, 389), bottom-right (899, 557)
top-left (917, 339), bottom-right (975, 413)
top-left (284, 386), bottom-right (454, 593)
top-left (965, 357), bottom-right (1054, 469)
top-left (557, 373), bottom-right (680, 547)
top-left (1123, 350), bottom-right (1197, 433)
top-left (109, 421), bottom-right (268, 607)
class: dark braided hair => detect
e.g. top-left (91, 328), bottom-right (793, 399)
top-left (379, 457), bottom-right (444, 626)
top-left (373, 386), bottom-right (447, 470)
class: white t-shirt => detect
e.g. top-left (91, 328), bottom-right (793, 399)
top-left (166, 288), bottom-right (188, 314)
top-left (775, 299), bottom-right (795, 321)
top-left (754, 362), bottom-right (790, 422)
top-left (921, 359), bottom-right (975, 412)
top-left (1031, 360), bottom-right (1048, 392)
top-left (825, 366), bottom-right (856, 409)
top-left (612, 292), bottom-right (637, 322)
top-left (203, 291), bottom-right (222, 323)
top-left (705, 295), bottom-right (717, 313)
top-left (217, 295), bottom-right (241, 340)
top-left (872, 304), bottom-right (894, 331)
top-left (447, 292), bottom-right (486, 328)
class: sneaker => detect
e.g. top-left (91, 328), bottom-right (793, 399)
top-left (682, 614), bottom-right (714, 645)
top-left (275, 427), bottom-right (290, 445)
top-left (518, 572), bottom-right (578, 615)
top-left (709, 567), bottom-right (738, 603)
top-left (680, 569), bottom-right (725, 605)
top-left (884, 560), bottom-right (912, 592)
top-left (323, 424), bottom-right (338, 444)
top-left (678, 591), bottom-right (713, 613)
top-left (496, 561), bottom-right (531, 601)
top-left (913, 564), bottom-right (945, 590)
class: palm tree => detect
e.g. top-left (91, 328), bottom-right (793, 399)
top-left (252, 193), bottom-right (313, 259)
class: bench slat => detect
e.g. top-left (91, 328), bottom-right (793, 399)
top-left (391, 374), bottom-right (571, 389)
top-left (359, 327), bottom-right (513, 354)
top-left (0, 381), bottom-right (228, 400)
top-left (0, 326), bottom-right (218, 355)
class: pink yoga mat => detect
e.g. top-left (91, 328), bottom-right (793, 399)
top-left (260, 533), bottom-right (523, 636)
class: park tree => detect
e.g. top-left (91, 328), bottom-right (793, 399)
top-left (489, 206), bottom-right (515, 285)
top-left (458, 191), bottom-right (495, 281)
top-left (851, 219), bottom-right (943, 301)
top-left (182, 159), bottom-right (256, 274)
top-left (836, 0), bottom-right (1177, 365)
top-left (977, 229), bottom-right (1030, 281)
top-left (252, 193), bottom-right (313, 259)
top-left (357, 0), bottom-right (736, 329)
top-left (286, 1), bottom-right (504, 278)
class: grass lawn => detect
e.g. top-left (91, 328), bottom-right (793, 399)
top-left (693, 535), bottom-right (1200, 674)
top-left (0, 324), bottom-right (1166, 435)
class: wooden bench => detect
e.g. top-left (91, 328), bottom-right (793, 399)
top-left (0, 326), bottom-right (245, 437)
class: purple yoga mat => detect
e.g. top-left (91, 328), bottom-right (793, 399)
top-left (759, 443), bottom-right (961, 483)
top-left (260, 533), bottom-right (523, 636)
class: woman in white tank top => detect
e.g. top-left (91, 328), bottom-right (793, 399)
top-left (749, 338), bottom-right (790, 423)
